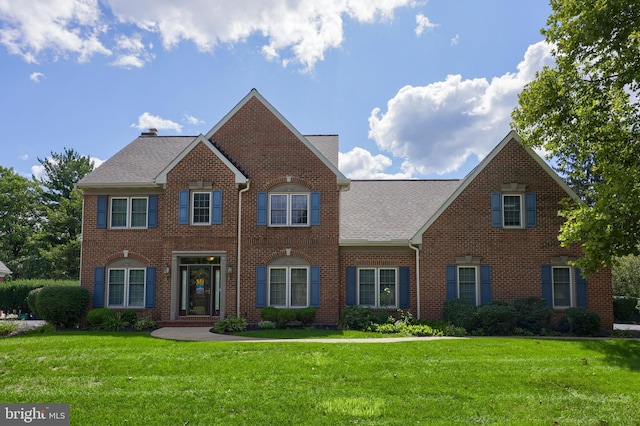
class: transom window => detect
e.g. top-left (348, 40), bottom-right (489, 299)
top-left (108, 268), bottom-right (145, 308)
top-left (268, 266), bottom-right (309, 307)
top-left (192, 192), bottom-right (211, 224)
top-left (357, 268), bottom-right (397, 308)
top-left (552, 266), bottom-right (572, 308)
top-left (110, 197), bottom-right (148, 228)
top-left (457, 266), bottom-right (478, 305)
top-left (269, 193), bottom-right (309, 226)
top-left (503, 194), bottom-right (522, 227)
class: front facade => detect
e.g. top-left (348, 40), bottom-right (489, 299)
top-left (77, 89), bottom-right (613, 328)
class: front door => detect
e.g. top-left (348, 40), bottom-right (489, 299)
top-left (179, 265), bottom-right (220, 316)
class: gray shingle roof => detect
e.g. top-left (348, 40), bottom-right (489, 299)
top-left (340, 179), bottom-right (463, 243)
top-left (305, 135), bottom-right (339, 168)
top-left (78, 136), bottom-right (195, 187)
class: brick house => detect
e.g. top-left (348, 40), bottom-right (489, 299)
top-left (77, 89), bottom-right (613, 328)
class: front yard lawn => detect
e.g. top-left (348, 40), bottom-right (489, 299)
top-left (1, 332), bottom-right (639, 425)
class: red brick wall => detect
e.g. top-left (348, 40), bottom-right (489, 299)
top-left (419, 138), bottom-right (613, 327)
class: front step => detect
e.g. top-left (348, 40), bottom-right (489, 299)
top-left (157, 317), bottom-right (217, 327)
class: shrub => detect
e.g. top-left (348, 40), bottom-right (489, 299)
top-left (120, 310), bottom-right (138, 325)
top-left (134, 316), bottom-right (157, 330)
top-left (261, 306), bottom-right (279, 322)
top-left (26, 287), bottom-right (44, 317)
top-left (477, 302), bottom-right (517, 335)
top-left (406, 324), bottom-right (442, 337)
top-left (276, 309), bottom-right (297, 327)
top-left (258, 320), bottom-right (276, 329)
top-left (513, 296), bottom-right (553, 333)
top-left (561, 307), bottom-right (602, 336)
top-left (0, 283), bottom-right (42, 315)
top-left (35, 286), bottom-right (90, 328)
top-left (213, 317), bottom-right (247, 333)
top-left (613, 296), bottom-right (638, 322)
top-left (103, 315), bottom-right (125, 331)
top-left (613, 255), bottom-right (640, 297)
top-left (87, 308), bottom-right (117, 330)
top-left (442, 299), bottom-right (478, 332)
top-left (0, 321), bottom-right (19, 336)
top-left (296, 307), bottom-right (316, 326)
top-left (340, 306), bottom-right (376, 330)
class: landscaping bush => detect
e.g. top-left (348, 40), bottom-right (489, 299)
top-left (613, 255), bottom-right (640, 297)
top-left (513, 296), bottom-right (553, 333)
top-left (133, 316), bottom-right (157, 330)
top-left (561, 307), bottom-right (602, 336)
top-left (296, 307), bottom-right (316, 326)
top-left (0, 283), bottom-right (42, 315)
top-left (258, 320), bottom-right (276, 329)
top-left (340, 305), bottom-right (375, 330)
top-left (477, 301), bottom-right (517, 336)
top-left (613, 296), bottom-right (638, 322)
top-left (276, 309), bottom-right (297, 327)
top-left (442, 299), bottom-right (478, 332)
top-left (34, 286), bottom-right (90, 328)
top-left (120, 310), bottom-right (138, 325)
top-left (26, 287), bottom-right (44, 317)
top-left (0, 321), bottom-right (19, 336)
top-left (213, 317), bottom-right (247, 333)
top-left (87, 308), bottom-right (118, 329)
top-left (261, 306), bottom-right (280, 322)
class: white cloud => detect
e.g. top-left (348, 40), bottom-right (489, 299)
top-left (105, 0), bottom-right (415, 71)
top-left (0, 0), bottom-right (111, 63)
top-left (368, 41), bottom-right (554, 176)
top-left (31, 156), bottom-right (104, 181)
top-left (415, 13), bottom-right (438, 36)
top-left (29, 72), bottom-right (45, 83)
top-left (19, 154), bottom-right (29, 160)
top-left (184, 114), bottom-right (204, 125)
top-left (132, 112), bottom-right (182, 132)
top-left (110, 33), bottom-right (154, 69)
top-left (450, 34), bottom-right (459, 46)
top-left (339, 147), bottom-right (413, 179)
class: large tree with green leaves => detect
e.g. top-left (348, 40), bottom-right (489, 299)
top-left (512, 0), bottom-right (640, 275)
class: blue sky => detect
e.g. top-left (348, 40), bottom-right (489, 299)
top-left (0, 1), bottom-right (554, 180)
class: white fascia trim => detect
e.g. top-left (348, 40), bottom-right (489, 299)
top-left (204, 89), bottom-right (350, 187)
top-left (155, 134), bottom-right (248, 185)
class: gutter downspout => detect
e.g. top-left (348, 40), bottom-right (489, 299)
top-left (236, 181), bottom-right (250, 318)
top-left (410, 242), bottom-right (420, 319)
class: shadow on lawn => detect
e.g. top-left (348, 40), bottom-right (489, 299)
top-left (579, 339), bottom-right (640, 370)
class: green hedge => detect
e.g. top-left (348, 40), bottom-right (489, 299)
top-left (0, 280), bottom-right (79, 315)
top-left (35, 286), bottom-right (90, 328)
top-left (260, 307), bottom-right (317, 327)
top-left (613, 296), bottom-right (638, 322)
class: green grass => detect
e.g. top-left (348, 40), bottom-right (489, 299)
top-left (1, 332), bottom-right (639, 425)
top-left (234, 328), bottom-right (388, 339)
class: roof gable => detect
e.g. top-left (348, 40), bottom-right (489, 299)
top-left (155, 135), bottom-right (247, 185)
top-left (409, 130), bottom-right (580, 244)
top-left (205, 89), bottom-right (349, 187)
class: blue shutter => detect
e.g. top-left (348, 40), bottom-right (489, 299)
top-left (576, 268), bottom-right (588, 307)
top-left (310, 192), bottom-right (321, 226)
top-left (346, 266), bottom-right (357, 306)
top-left (148, 195), bottom-right (158, 228)
top-left (145, 267), bottom-right (156, 308)
top-left (93, 267), bottom-right (105, 308)
top-left (310, 266), bottom-right (320, 308)
top-left (446, 265), bottom-right (457, 300)
top-left (256, 265), bottom-right (266, 308)
top-left (211, 190), bottom-right (222, 224)
top-left (257, 192), bottom-right (267, 226)
top-left (178, 190), bottom-right (189, 224)
top-left (399, 266), bottom-right (410, 308)
top-left (525, 192), bottom-right (537, 228)
top-left (97, 196), bottom-right (107, 229)
top-left (480, 265), bottom-right (492, 305)
top-left (541, 265), bottom-right (553, 308)
top-left (491, 192), bottom-right (502, 227)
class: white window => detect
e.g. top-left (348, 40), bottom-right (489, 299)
top-left (108, 268), bottom-right (145, 308)
top-left (269, 193), bottom-right (309, 226)
top-left (552, 266), bottom-right (572, 308)
top-left (192, 192), bottom-right (211, 225)
top-left (502, 194), bottom-right (522, 227)
top-left (357, 268), bottom-right (397, 308)
top-left (110, 197), bottom-right (148, 228)
top-left (268, 266), bottom-right (309, 307)
top-left (457, 266), bottom-right (478, 305)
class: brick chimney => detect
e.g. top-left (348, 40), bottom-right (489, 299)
top-left (141, 128), bottom-right (158, 137)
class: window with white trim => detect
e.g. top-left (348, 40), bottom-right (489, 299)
top-left (552, 266), bottom-right (572, 308)
top-left (269, 193), bottom-right (309, 226)
top-left (192, 192), bottom-right (211, 225)
top-left (108, 268), bottom-right (146, 308)
top-left (357, 268), bottom-right (397, 307)
top-left (502, 194), bottom-right (522, 227)
top-left (457, 266), bottom-right (478, 305)
top-left (268, 266), bottom-right (309, 307)
top-left (110, 197), bottom-right (148, 228)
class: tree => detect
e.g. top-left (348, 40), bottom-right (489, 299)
top-left (0, 166), bottom-right (42, 278)
top-left (37, 148), bottom-right (93, 205)
top-left (511, 0), bottom-right (640, 274)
